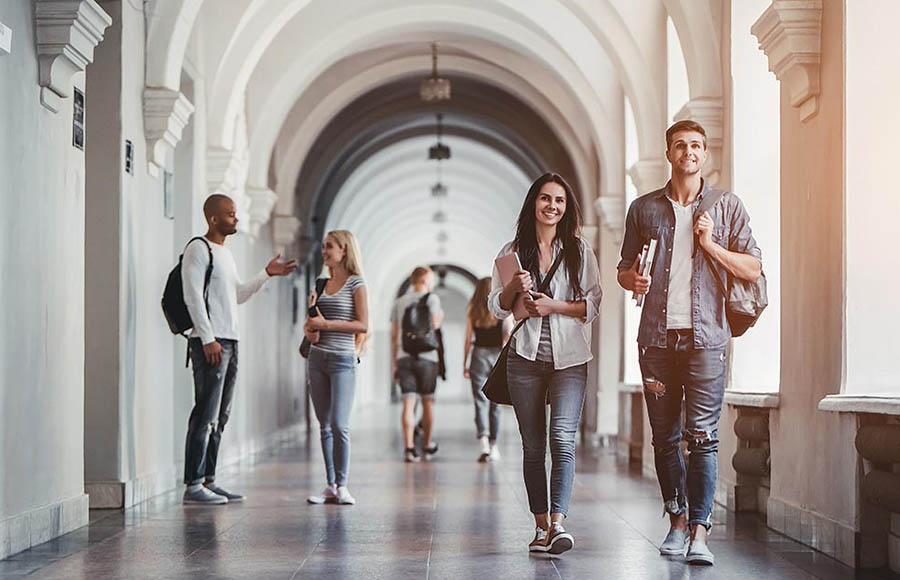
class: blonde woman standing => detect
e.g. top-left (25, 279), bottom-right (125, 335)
top-left (304, 230), bottom-right (369, 506)
top-left (463, 277), bottom-right (510, 462)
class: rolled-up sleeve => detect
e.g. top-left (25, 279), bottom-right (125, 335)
top-left (616, 200), bottom-right (642, 271)
top-left (488, 244), bottom-right (513, 320)
top-left (728, 195), bottom-right (762, 263)
top-left (580, 239), bottom-right (602, 325)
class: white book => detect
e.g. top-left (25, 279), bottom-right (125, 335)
top-left (634, 238), bottom-right (658, 307)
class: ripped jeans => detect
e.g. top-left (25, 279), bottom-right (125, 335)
top-left (638, 329), bottom-right (726, 530)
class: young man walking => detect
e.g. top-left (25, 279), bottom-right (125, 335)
top-left (181, 194), bottom-right (297, 504)
top-left (617, 120), bottom-right (762, 564)
top-left (391, 266), bottom-right (444, 463)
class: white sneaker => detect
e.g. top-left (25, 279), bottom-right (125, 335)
top-left (336, 486), bottom-right (356, 505)
top-left (183, 485), bottom-right (228, 505)
top-left (488, 444), bottom-right (501, 462)
top-left (307, 485), bottom-right (338, 505)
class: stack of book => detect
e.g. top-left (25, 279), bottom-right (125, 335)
top-left (633, 238), bottom-right (658, 307)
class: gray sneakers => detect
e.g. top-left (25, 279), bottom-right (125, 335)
top-left (183, 485), bottom-right (227, 505)
top-left (204, 482), bottom-right (244, 502)
top-left (686, 538), bottom-right (715, 565)
top-left (659, 527), bottom-right (689, 555)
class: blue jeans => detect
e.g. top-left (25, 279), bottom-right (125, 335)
top-left (184, 338), bottom-right (238, 485)
top-left (507, 350), bottom-right (586, 516)
top-left (638, 329), bottom-right (727, 529)
top-left (308, 347), bottom-right (357, 486)
top-left (470, 346), bottom-right (502, 440)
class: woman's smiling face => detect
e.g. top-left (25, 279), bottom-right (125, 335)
top-left (534, 181), bottom-right (567, 227)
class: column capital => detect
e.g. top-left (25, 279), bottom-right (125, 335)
top-left (627, 159), bottom-right (668, 195)
top-left (594, 195), bottom-right (626, 240)
top-left (143, 88), bottom-right (194, 178)
top-left (272, 215), bottom-right (301, 249)
top-left (35, 0), bottom-right (112, 112)
top-left (752, 0), bottom-right (822, 121)
top-left (675, 97), bottom-right (724, 187)
top-left (246, 187), bottom-right (279, 238)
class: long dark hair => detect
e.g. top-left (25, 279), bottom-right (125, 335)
top-left (513, 172), bottom-right (584, 299)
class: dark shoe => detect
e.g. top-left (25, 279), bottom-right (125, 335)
top-left (528, 527), bottom-right (549, 552)
top-left (686, 539), bottom-right (715, 565)
top-left (477, 452), bottom-right (490, 463)
top-left (424, 442), bottom-right (439, 460)
top-left (659, 527), bottom-right (689, 555)
top-left (204, 482), bottom-right (244, 502)
top-left (546, 523), bottom-right (574, 555)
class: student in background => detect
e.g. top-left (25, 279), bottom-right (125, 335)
top-left (463, 277), bottom-right (510, 462)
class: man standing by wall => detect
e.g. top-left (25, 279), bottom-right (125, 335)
top-left (181, 194), bottom-right (297, 504)
top-left (391, 266), bottom-right (444, 463)
top-left (617, 121), bottom-right (762, 564)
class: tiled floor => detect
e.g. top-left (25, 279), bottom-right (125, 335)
top-left (0, 401), bottom-right (895, 579)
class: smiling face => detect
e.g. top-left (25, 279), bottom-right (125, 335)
top-left (666, 129), bottom-right (708, 177)
top-left (321, 234), bottom-right (346, 269)
top-left (534, 181), bottom-right (567, 227)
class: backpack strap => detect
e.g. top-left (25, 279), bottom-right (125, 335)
top-left (692, 191), bottom-right (730, 297)
top-left (507, 248), bottom-right (566, 340)
top-left (313, 277), bottom-right (328, 302)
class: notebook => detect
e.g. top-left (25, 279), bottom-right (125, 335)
top-left (494, 252), bottom-right (530, 320)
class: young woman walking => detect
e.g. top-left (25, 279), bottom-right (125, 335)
top-left (303, 230), bottom-right (369, 506)
top-left (463, 277), bottom-right (510, 462)
top-left (488, 173), bottom-right (601, 554)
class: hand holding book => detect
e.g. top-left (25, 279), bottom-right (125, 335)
top-left (631, 238), bottom-right (658, 307)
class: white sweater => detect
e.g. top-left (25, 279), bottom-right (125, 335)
top-left (181, 237), bottom-right (269, 345)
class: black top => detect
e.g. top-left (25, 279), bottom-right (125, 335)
top-left (473, 320), bottom-right (503, 348)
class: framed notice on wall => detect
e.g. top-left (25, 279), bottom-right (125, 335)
top-left (72, 88), bottom-right (84, 150)
top-left (163, 171), bottom-right (175, 219)
top-left (125, 140), bottom-right (134, 175)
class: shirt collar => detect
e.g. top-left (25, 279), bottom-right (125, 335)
top-left (662, 178), bottom-right (707, 207)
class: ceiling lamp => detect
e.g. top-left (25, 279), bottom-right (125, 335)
top-left (436, 231), bottom-right (448, 243)
top-left (432, 210), bottom-right (447, 223)
top-left (420, 42), bottom-right (451, 102)
top-left (428, 113), bottom-right (450, 160)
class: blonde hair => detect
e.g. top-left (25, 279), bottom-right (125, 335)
top-left (325, 230), bottom-right (370, 354)
top-left (467, 277), bottom-right (496, 329)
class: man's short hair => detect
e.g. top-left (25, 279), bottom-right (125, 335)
top-left (666, 120), bottom-right (707, 151)
top-left (203, 193), bottom-right (233, 219)
top-left (410, 266), bottom-right (433, 285)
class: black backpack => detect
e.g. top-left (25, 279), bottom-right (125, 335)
top-left (162, 237), bottom-right (213, 336)
top-left (401, 293), bottom-right (439, 356)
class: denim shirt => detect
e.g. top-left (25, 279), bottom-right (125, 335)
top-left (489, 236), bottom-right (602, 369)
top-left (617, 180), bottom-right (762, 349)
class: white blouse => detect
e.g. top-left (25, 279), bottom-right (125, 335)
top-left (488, 236), bottom-right (602, 369)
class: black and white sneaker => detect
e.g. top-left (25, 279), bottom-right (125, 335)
top-left (546, 523), bottom-right (574, 555)
top-left (404, 448), bottom-right (421, 463)
top-left (424, 442), bottom-right (439, 461)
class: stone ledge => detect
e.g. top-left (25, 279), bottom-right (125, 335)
top-left (725, 391), bottom-right (781, 408)
top-left (818, 395), bottom-right (900, 416)
top-left (618, 383), bottom-right (642, 394)
top-left (0, 493), bottom-right (88, 560)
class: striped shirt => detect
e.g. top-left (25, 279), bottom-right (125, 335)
top-left (311, 275), bottom-right (365, 353)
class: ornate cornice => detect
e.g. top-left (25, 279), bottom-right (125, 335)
top-left (35, 0), bottom-right (112, 112)
top-left (144, 88), bottom-right (194, 177)
top-left (752, 0), bottom-right (822, 121)
top-left (627, 159), bottom-right (668, 195)
top-left (594, 195), bottom-right (626, 234)
top-left (675, 97), bottom-right (724, 186)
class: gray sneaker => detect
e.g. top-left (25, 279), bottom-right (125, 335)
top-left (686, 539), bottom-right (715, 565)
top-left (204, 482), bottom-right (244, 502)
top-left (183, 485), bottom-right (228, 505)
top-left (659, 527), bottom-right (689, 555)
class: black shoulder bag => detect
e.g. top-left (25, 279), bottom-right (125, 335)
top-left (481, 250), bottom-right (565, 405)
top-left (695, 189), bottom-right (768, 337)
top-left (299, 277), bottom-right (329, 358)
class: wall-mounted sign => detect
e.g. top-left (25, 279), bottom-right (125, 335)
top-left (125, 139), bottom-right (133, 175)
top-left (163, 171), bottom-right (174, 219)
top-left (72, 88), bottom-right (84, 150)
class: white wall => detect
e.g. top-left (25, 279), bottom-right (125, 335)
top-left (728, 0), bottom-right (780, 392)
top-left (843, 0), bottom-right (900, 395)
top-left (0, 0), bottom-right (90, 557)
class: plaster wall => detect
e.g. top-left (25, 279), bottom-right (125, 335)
top-left (0, 0), bottom-right (91, 556)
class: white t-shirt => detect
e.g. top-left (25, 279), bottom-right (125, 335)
top-left (181, 237), bottom-right (269, 344)
top-left (666, 198), bottom-right (694, 330)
